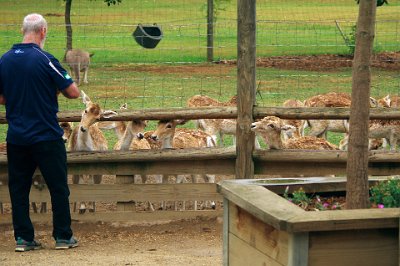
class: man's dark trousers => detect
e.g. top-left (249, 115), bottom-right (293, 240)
top-left (7, 139), bottom-right (73, 241)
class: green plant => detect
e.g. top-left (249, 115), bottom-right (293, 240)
top-left (283, 178), bottom-right (400, 211)
top-left (283, 186), bottom-right (311, 209)
top-left (201, 0), bottom-right (232, 22)
top-left (347, 24), bottom-right (357, 55)
top-left (370, 178), bottom-right (400, 208)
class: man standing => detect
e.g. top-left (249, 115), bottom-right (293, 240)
top-left (0, 13), bottom-right (80, 251)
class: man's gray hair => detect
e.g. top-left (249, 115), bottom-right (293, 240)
top-left (22, 13), bottom-right (47, 34)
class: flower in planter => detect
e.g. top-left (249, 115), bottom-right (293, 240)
top-left (377, 204), bottom-right (385, 209)
top-left (370, 178), bottom-right (400, 208)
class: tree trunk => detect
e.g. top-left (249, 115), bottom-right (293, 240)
top-left (64, 0), bottom-right (73, 61)
top-left (346, 0), bottom-right (377, 209)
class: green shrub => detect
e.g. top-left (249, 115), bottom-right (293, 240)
top-left (283, 178), bottom-right (400, 211)
top-left (283, 187), bottom-right (311, 209)
top-left (370, 178), bottom-right (400, 208)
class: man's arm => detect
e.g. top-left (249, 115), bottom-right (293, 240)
top-left (0, 94), bottom-right (5, 105)
top-left (61, 82), bottom-right (80, 99)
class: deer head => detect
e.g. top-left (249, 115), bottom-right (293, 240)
top-left (79, 90), bottom-right (118, 132)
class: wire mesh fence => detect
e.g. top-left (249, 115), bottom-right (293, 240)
top-left (0, 0), bottom-right (399, 142)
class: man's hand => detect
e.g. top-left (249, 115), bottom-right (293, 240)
top-left (0, 94), bottom-right (6, 105)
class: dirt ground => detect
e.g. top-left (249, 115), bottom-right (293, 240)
top-left (101, 52), bottom-right (400, 76)
top-left (0, 217), bottom-right (223, 266)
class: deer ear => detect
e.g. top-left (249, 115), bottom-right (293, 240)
top-left (101, 110), bottom-right (118, 119)
top-left (80, 90), bottom-right (91, 105)
top-left (369, 97), bottom-right (378, 108)
top-left (281, 124), bottom-right (295, 132)
top-left (384, 95), bottom-right (391, 106)
top-left (175, 119), bottom-right (188, 125)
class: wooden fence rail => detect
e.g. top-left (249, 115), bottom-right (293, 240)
top-left (2, 107), bottom-right (400, 124)
top-left (1, 148), bottom-right (399, 224)
top-left (1, 148), bottom-right (400, 177)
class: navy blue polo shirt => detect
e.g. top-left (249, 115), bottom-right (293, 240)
top-left (0, 43), bottom-right (74, 145)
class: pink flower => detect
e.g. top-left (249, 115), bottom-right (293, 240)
top-left (377, 204), bottom-right (384, 209)
top-left (332, 205), bottom-right (337, 210)
top-left (323, 203), bottom-right (329, 208)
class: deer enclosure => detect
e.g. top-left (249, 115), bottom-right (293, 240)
top-left (0, 0), bottom-right (400, 222)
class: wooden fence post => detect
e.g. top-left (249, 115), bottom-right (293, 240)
top-left (236, 0), bottom-right (256, 179)
top-left (207, 0), bottom-right (214, 62)
top-left (116, 175), bottom-right (135, 211)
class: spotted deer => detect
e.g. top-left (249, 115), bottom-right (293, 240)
top-left (340, 119), bottom-right (400, 151)
top-left (112, 119), bottom-right (165, 211)
top-left (68, 90), bottom-right (117, 213)
top-left (302, 92), bottom-right (386, 139)
top-left (281, 99), bottom-right (305, 139)
top-left (389, 95), bottom-right (400, 107)
top-left (98, 103), bottom-right (128, 141)
top-left (251, 116), bottom-right (338, 150)
top-left (150, 119), bottom-right (217, 210)
top-left (113, 119), bottom-right (149, 151)
top-left (337, 95), bottom-right (392, 151)
top-left (59, 122), bottom-right (74, 143)
top-left (186, 94), bottom-right (259, 148)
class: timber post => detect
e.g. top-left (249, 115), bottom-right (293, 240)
top-left (236, 0), bottom-right (256, 179)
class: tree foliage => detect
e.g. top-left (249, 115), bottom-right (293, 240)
top-left (201, 0), bottom-right (232, 22)
top-left (101, 0), bottom-right (122, 6)
top-left (356, 0), bottom-right (388, 7)
top-left (63, 0), bottom-right (122, 58)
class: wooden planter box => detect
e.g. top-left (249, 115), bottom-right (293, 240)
top-left (218, 177), bottom-right (400, 266)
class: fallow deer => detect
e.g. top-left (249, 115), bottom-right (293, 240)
top-left (68, 90), bottom-right (117, 213)
top-left (59, 122), bottom-right (74, 143)
top-left (98, 103), bottom-right (128, 141)
top-left (251, 116), bottom-right (338, 150)
top-left (302, 92), bottom-right (386, 139)
top-left (151, 119), bottom-right (217, 210)
top-left (340, 119), bottom-right (400, 151)
top-left (281, 99), bottom-right (305, 139)
top-left (186, 94), bottom-right (258, 147)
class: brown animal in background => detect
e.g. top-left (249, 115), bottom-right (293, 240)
top-left (251, 116), bottom-right (338, 150)
top-left (186, 94), bottom-right (242, 146)
top-left (281, 99), bottom-right (304, 139)
top-left (304, 92), bottom-right (352, 107)
top-left (65, 49), bottom-right (94, 85)
top-left (59, 122), bottom-right (74, 143)
top-left (302, 92), bottom-right (384, 139)
top-left (151, 119), bottom-right (217, 210)
top-left (98, 103), bottom-right (128, 141)
top-left (68, 90), bottom-right (117, 213)
top-left (0, 142), bottom-right (6, 152)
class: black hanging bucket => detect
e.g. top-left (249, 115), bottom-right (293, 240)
top-left (133, 24), bottom-right (163, 49)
